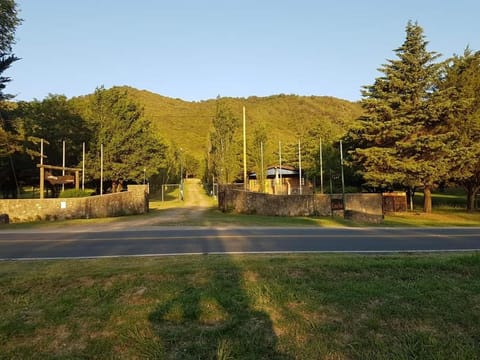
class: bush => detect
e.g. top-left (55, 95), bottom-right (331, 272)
top-left (59, 189), bottom-right (93, 198)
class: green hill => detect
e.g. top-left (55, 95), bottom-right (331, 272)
top-left (122, 87), bottom-right (362, 160)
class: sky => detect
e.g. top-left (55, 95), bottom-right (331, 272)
top-left (6, 0), bottom-right (480, 102)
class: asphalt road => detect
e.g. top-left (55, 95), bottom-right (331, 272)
top-left (1, 227), bottom-right (479, 260)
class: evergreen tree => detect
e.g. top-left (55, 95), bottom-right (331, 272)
top-left (350, 21), bottom-right (453, 212)
top-left (0, 54), bottom-right (18, 101)
top-left (0, 0), bottom-right (21, 100)
top-left (0, 0), bottom-right (22, 155)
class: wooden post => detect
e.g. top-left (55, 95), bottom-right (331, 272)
top-left (75, 171), bottom-right (80, 190)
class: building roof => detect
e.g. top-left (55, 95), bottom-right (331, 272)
top-left (249, 165), bottom-right (299, 179)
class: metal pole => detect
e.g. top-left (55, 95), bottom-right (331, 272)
top-left (279, 140), bottom-right (282, 191)
top-left (179, 149), bottom-right (183, 201)
top-left (243, 106), bottom-right (247, 190)
top-left (82, 142), bottom-right (85, 191)
top-left (100, 143), bottom-right (103, 195)
top-left (62, 140), bottom-right (65, 192)
top-left (340, 140), bottom-right (345, 207)
top-left (320, 138), bottom-right (324, 194)
top-left (40, 138), bottom-right (44, 199)
top-left (298, 139), bottom-right (302, 195)
top-left (260, 141), bottom-right (264, 193)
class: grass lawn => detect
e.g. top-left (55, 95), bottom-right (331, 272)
top-left (1, 253), bottom-right (480, 359)
top-left (384, 209), bottom-right (480, 227)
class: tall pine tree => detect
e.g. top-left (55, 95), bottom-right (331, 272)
top-left (350, 21), bottom-right (453, 212)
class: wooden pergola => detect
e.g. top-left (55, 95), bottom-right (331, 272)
top-left (37, 164), bottom-right (82, 199)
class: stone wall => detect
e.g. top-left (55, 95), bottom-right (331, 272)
top-left (218, 186), bottom-right (384, 223)
top-left (0, 185), bottom-right (148, 223)
top-left (344, 193), bottom-right (383, 224)
top-left (219, 189), bottom-right (331, 217)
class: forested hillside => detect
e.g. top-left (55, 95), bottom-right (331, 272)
top-left (122, 87), bottom-right (362, 160)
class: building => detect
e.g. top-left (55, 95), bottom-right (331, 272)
top-left (248, 165), bottom-right (311, 195)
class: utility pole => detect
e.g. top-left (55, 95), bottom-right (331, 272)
top-left (62, 140), bottom-right (66, 192)
top-left (180, 148), bottom-right (183, 201)
top-left (100, 143), bottom-right (103, 195)
top-left (279, 140), bottom-right (283, 193)
top-left (82, 142), bottom-right (85, 191)
top-left (298, 139), bottom-right (302, 195)
top-left (40, 138), bottom-right (44, 199)
top-left (260, 141), bottom-right (264, 192)
top-left (243, 106), bottom-right (247, 190)
top-left (340, 140), bottom-right (345, 208)
top-left (320, 138), bottom-right (324, 194)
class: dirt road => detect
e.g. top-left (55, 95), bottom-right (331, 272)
top-left (38, 179), bottom-right (215, 231)
top-left (146, 178), bottom-right (214, 226)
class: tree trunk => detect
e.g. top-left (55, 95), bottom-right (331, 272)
top-left (467, 191), bottom-right (474, 212)
top-left (466, 185), bottom-right (480, 212)
top-left (423, 185), bottom-right (432, 213)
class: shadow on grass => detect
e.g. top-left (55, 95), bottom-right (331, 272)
top-left (147, 240), bottom-right (292, 359)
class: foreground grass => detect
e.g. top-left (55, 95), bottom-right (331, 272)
top-left (1, 253), bottom-right (480, 359)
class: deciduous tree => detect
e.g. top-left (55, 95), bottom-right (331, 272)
top-left (440, 49), bottom-right (480, 210)
top-left (84, 87), bottom-right (168, 183)
top-left (208, 99), bottom-right (241, 184)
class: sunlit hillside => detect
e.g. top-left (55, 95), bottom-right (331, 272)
top-left (90, 86), bottom-right (363, 160)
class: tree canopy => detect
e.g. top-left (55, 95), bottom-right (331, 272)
top-left (82, 87), bottom-right (169, 184)
top-left (440, 49), bottom-right (480, 210)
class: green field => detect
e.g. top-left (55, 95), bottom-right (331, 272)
top-left (1, 253), bottom-right (479, 359)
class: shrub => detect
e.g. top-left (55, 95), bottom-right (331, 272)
top-left (59, 189), bottom-right (93, 198)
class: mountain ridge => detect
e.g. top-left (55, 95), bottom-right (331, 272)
top-left (78, 86), bottom-right (363, 160)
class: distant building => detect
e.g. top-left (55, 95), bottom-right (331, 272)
top-left (248, 165), bottom-right (311, 194)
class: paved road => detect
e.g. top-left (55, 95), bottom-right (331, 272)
top-left (1, 227), bottom-right (479, 259)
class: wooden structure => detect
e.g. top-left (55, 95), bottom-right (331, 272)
top-left (382, 192), bottom-right (407, 213)
top-left (37, 164), bottom-right (82, 199)
top-left (249, 165), bottom-right (310, 195)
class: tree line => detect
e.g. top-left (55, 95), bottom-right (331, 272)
top-left (1, 1), bottom-right (478, 212)
top-left (206, 22), bottom-right (480, 212)
top-left (2, 85), bottom-right (188, 196)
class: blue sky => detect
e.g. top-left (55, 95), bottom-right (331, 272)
top-left (7, 0), bottom-right (480, 102)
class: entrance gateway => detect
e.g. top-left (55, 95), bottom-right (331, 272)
top-left (37, 164), bottom-right (82, 199)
